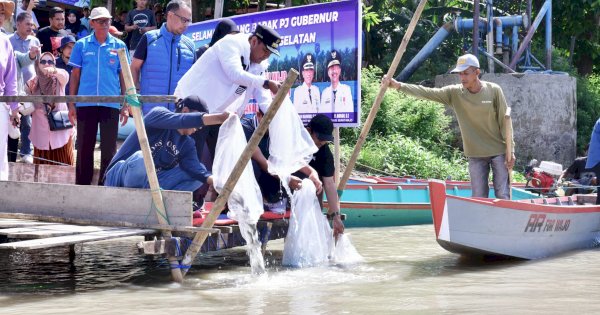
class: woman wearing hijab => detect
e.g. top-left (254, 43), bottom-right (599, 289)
top-left (195, 18), bottom-right (238, 60)
top-left (65, 10), bottom-right (88, 39)
top-left (25, 52), bottom-right (74, 166)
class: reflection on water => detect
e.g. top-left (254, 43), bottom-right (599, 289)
top-left (1, 225), bottom-right (600, 314)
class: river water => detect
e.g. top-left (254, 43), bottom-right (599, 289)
top-left (1, 225), bottom-right (599, 314)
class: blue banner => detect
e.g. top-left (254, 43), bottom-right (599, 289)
top-left (185, 0), bottom-right (362, 126)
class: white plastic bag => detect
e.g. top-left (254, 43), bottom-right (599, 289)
top-left (267, 97), bottom-right (317, 177)
top-left (213, 114), bottom-right (266, 273)
top-left (282, 178), bottom-right (333, 267)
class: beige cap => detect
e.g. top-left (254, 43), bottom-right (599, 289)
top-left (89, 7), bottom-right (112, 20)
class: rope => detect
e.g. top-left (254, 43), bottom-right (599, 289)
top-left (124, 87), bottom-right (141, 108)
top-left (6, 149), bottom-right (70, 166)
top-left (144, 188), bottom-right (171, 225)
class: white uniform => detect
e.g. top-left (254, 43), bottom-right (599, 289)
top-left (293, 82), bottom-right (321, 113)
top-left (321, 83), bottom-right (353, 113)
top-left (174, 33), bottom-right (272, 115)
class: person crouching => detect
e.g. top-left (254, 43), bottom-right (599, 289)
top-left (104, 95), bottom-right (229, 192)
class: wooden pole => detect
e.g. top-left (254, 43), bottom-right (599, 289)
top-left (333, 127), bottom-right (341, 184)
top-left (117, 49), bottom-right (184, 283)
top-left (179, 69), bottom-right (299, 278)
top-left (505, 107), bottom-right (513, 199)
top-left (0, 95), bottom-right (177, 103)
top-left (337, 0), bottom-right (428, 194)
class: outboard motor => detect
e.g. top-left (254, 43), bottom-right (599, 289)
top-left (524, 159), bottom-right (563, 197)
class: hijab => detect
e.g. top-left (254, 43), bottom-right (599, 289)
top-left (35, 52), bottom-right (58, 98)
top-left (65, 10), bottom-right (82, 33)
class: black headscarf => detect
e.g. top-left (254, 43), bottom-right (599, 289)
top-left (208, 18), bottom-right (238, 47)
top-left (64, 10), bottom-right (81, 33)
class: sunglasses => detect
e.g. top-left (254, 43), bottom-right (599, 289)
top-left (40, 59), bottom-right (55, 65)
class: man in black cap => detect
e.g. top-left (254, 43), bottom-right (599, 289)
top-left (321, 50), bottom-right (353, 113)
top-left (176, 23), bottom-right (282, 116)
top-left (104, 96), bottom-right (229, 192)
top-left (293, 53), bottom-right (321, 113)
top-left (303, 114), bottom-right (344, 237)
top-left (175, 23), bottom-right (283, 166)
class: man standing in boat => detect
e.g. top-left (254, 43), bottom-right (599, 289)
top-left (384, 54), bottom-right (515, 199)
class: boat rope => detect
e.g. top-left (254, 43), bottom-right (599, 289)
top-left (6, 149), bottom-right (71, 166)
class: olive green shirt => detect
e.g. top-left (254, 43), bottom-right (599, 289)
top-left (399, 81), bottom-right (514, 158)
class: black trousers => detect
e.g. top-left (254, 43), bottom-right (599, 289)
top-left (75, 106), bottom-right (119, 185)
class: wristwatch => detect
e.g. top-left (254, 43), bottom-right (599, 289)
top-left (327, 211), bottom-right (340, 220)
top-left (263, 80), bottom-right (270, 89)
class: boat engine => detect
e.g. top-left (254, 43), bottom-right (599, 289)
top-left (524, 159), bottom-right (563, 197)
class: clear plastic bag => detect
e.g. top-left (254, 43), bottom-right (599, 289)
top-left (282, 178), bottom-right (333, 267)
top-left (331, 234), bottom-right (364, 266)
top-left (267, 97), bottom-right (317, 177)
top-left (213, 114), bottom-right (264, 223)
top-left (213, 114), bottom-right (265, 273)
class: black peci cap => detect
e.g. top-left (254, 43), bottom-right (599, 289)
top-left (327, 50), bottom-right (341, 68)
top-left (308, 114), bottom-right (334, 142)
top-left (254, 24), bottom-right (282, 56)
top-left (302, 53), bottom-right (315, 70)
top-left (177, 95), bottom-right (209, 113)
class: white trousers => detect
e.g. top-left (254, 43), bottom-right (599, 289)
top-left (0, 103), bottom-right (9, 180)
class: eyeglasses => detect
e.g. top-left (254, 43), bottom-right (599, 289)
top-left (171, 12), bottom-right (191, 24)
top-left (40, 59), bottom-right (55, 65)
top-left (93, 19), bottom-right (111, 25)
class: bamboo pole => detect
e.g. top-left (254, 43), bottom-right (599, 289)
top-left (337, 0), bottom-right (428, 195)
top-left (117, 49), bottom-right (184, 283)
top-left (505, 107), bottom-right (513, 199)
top-left (0, 212), bottom-right (220, 234)
top-left (333, 127), bottom-right (341, 184)
top-left (0, 95), bottom-right (177, 103)
top-left (179, 69), bottom-right (299, 278)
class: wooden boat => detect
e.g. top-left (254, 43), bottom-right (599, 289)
top-left (325, 178), bottom-right (538, 228)
top-left (428, 179), bottom-right (600, 259)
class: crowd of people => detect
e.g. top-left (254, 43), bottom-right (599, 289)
top-left (0, 0), bottom-right (345, 235)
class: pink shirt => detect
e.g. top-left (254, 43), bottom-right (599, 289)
top-left (26, 68), bottom-right (74, 150)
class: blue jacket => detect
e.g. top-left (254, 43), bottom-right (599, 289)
top-left (140, 24), bottom-right (196, 114)
top-left (107, 107), bottom-right (211, 183)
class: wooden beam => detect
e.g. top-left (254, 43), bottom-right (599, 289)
top-left (0, 228), bottom-right (155, 250)
top-left (0, 213), bottom-right (219, 234)
top-left (0, 181), bottom-right (192, 226)
top-left (118, 48), bottom-right (184, 283)
top-left (0, 95), bottom-right (177, 103)
top-left (179, 69), bottom-right (299, 277)
top-left (337, 0), bottom-right (427, 194)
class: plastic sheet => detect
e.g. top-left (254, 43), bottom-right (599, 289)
top-left (282, 178), bottom-right (334, 267)
top-left (331, 234), bottom-right (364, 265)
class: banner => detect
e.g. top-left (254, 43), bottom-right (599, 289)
top-left (185, 0), bottom-right (362, 126)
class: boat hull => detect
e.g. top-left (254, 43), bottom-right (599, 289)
top-left (429, 180), bottom-right (600, 259)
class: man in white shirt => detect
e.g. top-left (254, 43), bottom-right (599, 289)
top-left (321, 50), bottom-right (354, 113)
top-left (293, 53), bottom-right (321, 113)
top-left (175, 24), bottom-right (281, 115)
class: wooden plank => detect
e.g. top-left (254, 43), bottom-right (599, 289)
top-left (0, 95), bottom-right (177, 103)
top-left (0, 228), bottom-right (155, 250)
top-left (0, 213), bottom-right (219, 234)
top-left (5, 225), bottom-right (120, 239)
top-left (0, 219), bottom-right (59, 228)
top-left (0, 181), bottom-right (192, 226)
top-left (8, 162), bottom-right (35, 182)
top-left (37, 164), bottom-right (76, 184)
